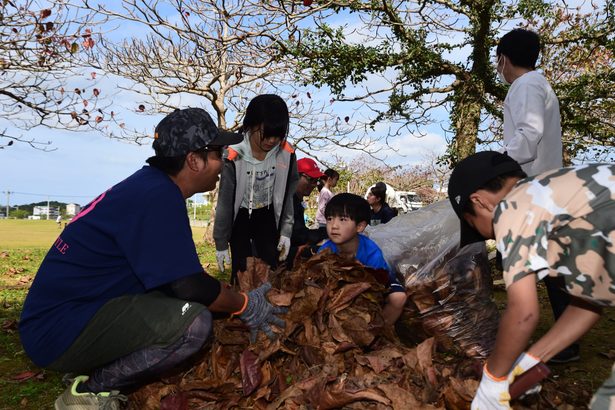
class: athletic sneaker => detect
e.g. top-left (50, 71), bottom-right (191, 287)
top-left (548, 345), bottom-right (581, 364)
top-left (54, 375), bottom-right (127, 410)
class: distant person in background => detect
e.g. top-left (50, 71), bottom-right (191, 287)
top-left (56, 215), bottom-right (62, 228)
top-left (367, 182), bottom-right (396, 226)
top-left (315, 168), bottom-right (340, 230)
top-left (496, 28), bottom-right (575, 363)
top-left (214, 94), bottom-right (298, 285)
top-left (287, 158), bottom-right (328, 270)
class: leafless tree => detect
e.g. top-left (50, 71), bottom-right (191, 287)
top-left (0, 0), bottom-right (105, 150)
top-left (76, 0), bottom-right (382, 156)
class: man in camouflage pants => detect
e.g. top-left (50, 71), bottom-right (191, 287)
top-left (447, 151), bottom-right (615, 410)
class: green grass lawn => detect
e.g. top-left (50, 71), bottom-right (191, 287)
top-left (0, 219), bottom-right (207, 249)
top-left (0, 219), bottom-right (216, 409)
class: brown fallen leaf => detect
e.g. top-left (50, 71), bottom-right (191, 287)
top-left (240, 349), bottom-right (262, 396)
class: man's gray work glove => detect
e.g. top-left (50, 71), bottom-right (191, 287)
top-left (239, 282), bottom-right (287, 343)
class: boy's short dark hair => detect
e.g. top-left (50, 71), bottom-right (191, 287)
top-left (325, 193), bottom-right (370, 225)
top-left (496, 28), bottom-right (540, 69)
top-left (242, 94), bottom-right (289, 141)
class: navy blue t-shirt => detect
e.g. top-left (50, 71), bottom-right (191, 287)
top-left (19, 166), bottom-right (203, 367)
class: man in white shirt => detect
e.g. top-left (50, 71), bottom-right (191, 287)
top-left (496, 28), bottom-right (577, 364)
top-left (497, 28), bottom-right (562, 176)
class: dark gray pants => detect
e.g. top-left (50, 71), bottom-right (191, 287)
top-left (49, 292), bottom-right (212, 392)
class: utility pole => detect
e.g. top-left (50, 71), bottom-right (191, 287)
top-left (2, 191), bottom-right (12, 219)
top-left (47, 196), bottom-right (50, 220)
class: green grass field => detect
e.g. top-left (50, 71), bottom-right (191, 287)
top-left (0, 219), bottom-right (207, 249)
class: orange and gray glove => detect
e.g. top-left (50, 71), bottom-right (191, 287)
top-left (238, 283), bottom-right (287, 343)
top-left (471, 365), bottom-right (511, 410)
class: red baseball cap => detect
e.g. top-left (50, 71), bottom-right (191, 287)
top-left (297, 158), bottom-right (326, 179)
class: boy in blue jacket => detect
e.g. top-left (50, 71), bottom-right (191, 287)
top-left (319, 193), bottom-right (407, 325)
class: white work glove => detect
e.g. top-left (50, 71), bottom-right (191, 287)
top-left (471, 364), bottom-right (511, 410)
top-left (509, 352), bottom-right (542, 396)
top-left (216, 249), bottom-right (231, 273)
top-left (277, 235), bottom-right (291, 261)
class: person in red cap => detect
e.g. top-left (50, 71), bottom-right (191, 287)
top-left (287, 157), bottom-right (328, 269)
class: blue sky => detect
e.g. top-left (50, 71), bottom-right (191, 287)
top-left (0, 1), bottom-right (451, 208)
top-left (0, 0), bottom-right (604, 208)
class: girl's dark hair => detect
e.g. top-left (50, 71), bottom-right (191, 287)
top-left (146, 155), bottom-right (186, 176)
top-left (496, 28), bottom-right (540, 69)
top-left (461, 170), bottom-right (528, 216)
top-left (242, 94), bottom-right (289, 141)
top-left (317, 168), bottom-right (340, 192)
top-left (370, 182), bottom-right (388, 205)
top-left (324, 193), bottom-right (370, 225)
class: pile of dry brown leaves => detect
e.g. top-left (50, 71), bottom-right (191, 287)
top-left (128, 251), bottom-right (577, 410)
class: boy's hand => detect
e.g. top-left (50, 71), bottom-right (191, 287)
top-left (471, 365), bottom-right (511, 410)
top-left (277, 236), bottom-right (291, 261)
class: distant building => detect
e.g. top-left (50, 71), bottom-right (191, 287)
top-left (33, 206), bottom-right (60, 219)
top-left (66, 203), bottom-right (81, 216)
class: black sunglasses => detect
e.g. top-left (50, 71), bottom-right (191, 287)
top-left (301, 173), bottom-right (319, 184)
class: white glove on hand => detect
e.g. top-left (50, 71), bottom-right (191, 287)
top-left (471, 365), bottom-right (511, 410)
top-left (277, 235), bottom-right (291, 261)
top-left (216, 249), bottom-right (231, 273)
top-left (509, 352), bottom-right (542, 396)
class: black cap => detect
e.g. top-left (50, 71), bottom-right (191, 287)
top-left (153, 108), bottom-right (242, 157)
top-left (448, 151), bottom-right (522, 246)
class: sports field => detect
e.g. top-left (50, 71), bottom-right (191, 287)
top-left (0, 219), bottom-right (207, 249)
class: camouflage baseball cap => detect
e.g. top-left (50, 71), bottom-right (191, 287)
top-left (153, 108), bottom-right (242, 157)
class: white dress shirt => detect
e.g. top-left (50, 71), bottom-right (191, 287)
top-left (503, 70), bottom-right (563, 176)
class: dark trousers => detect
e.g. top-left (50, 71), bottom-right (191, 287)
top-left (48, 292), bottom-right (212, 392)
top-left (230, 207), bottom-right (278, 284)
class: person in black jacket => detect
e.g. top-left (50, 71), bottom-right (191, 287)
top-left (367, 182), bottom-right (396, 225)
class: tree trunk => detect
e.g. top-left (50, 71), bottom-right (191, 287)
top-left (449, 76), bottom-right (484, 165)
